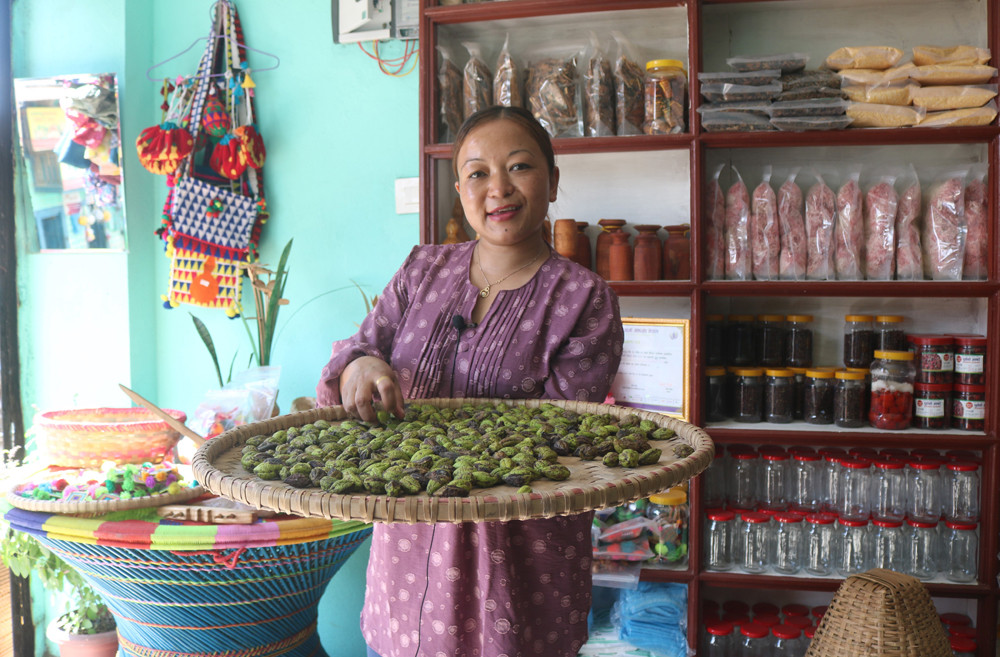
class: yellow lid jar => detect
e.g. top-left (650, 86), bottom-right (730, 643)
top-left (643, 59), bottom-right (687, 135)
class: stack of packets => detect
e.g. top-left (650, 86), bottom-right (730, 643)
top-left (827, 44), bottom-right (997, 128)
top-left (592, 488), bottom-right (688, 580)
top-left (697, 52), bottom-right (851, 132)
top-left (11, 461), bottom-right (193, 503)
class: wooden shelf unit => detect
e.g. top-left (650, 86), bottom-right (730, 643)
top-left (418, 0), bottom-right (1000, 653)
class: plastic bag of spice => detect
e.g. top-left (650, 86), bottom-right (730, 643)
top-left (611, 31), bottom-right (644, 136)
top-left (525, 42), bottom-right (583, 138)
top-left (922, 167), bottom-right (969, 281)
top-left (704, 163), bottom-right (726, 280)
top-left (493, 34), bottom-right (522, 109)
top-left (863, 172), bottom-right (899, 281)
top-left (894, 164), bottom-right (923, 281)
top-left (750, 166), bottom-right (780, 280)
top-left (462, 41), bottom-right (492, 120)
top-left (437, 45), bottom-right (463, 142)
top-left (805, 170), bottom-right (837, 281)
top-left (778, 169), bottom-right (807, 281)
top-left (962, 164), bottom-right (987, 281)
top-left (583, 32), bottom-right (615, 137)
top-left (834, 168), bottom-right (864, 280)
top-left (725, 165), bottom-right (752, 281)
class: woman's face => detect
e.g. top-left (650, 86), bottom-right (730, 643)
top-left (454, 118), bottom-right (559, 249)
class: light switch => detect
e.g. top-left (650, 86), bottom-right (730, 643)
top-left (395, 177), bottom-right (419, 214)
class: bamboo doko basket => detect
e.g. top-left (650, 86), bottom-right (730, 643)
top-left (805, 569), bottom-right (952, 657)
top-left (192, 398), bottom-right (715, 524)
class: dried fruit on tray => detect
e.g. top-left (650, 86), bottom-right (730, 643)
top-left (240, 401), bottom-right (685, 498)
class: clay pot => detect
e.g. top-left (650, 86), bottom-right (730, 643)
top-left (633, 224), bottom-right (663, 280)
top-left (608, 230), bottom-right (634, 281)
top-left (574, 221), bottom-right (593, 270)
top-left (46, 620), bottom-right (119, 657)
top-left (553, 219), bottom-right (578, 260)
top-left (663, 224), bottom-right (691, 280)
top-left (596, 219), bottom-right (627, 280)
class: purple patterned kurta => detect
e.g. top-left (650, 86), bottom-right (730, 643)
top-left (317, 241), bottom-right (623, 657)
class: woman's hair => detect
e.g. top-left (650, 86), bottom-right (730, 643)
top-left (451, 106), bottom-right (556, 178)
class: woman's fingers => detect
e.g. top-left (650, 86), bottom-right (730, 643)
top-left (375, 374), bottom-right (405, 420)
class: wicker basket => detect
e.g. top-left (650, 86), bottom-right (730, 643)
top-left (192, 397), bottom-right (715, 524)
top-left (805, 568), bottom-right (951, 657)
top-left (36, 407), bottom-right (187, 468)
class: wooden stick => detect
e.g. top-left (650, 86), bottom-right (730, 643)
top-left (118, 384), bottom-right (206, 448)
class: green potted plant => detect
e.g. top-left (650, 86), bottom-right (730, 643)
top-left (1, 527), bottom-right (119, 656)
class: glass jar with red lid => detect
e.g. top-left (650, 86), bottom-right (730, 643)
top-left (869, 350), bottom-right (915, 430)
top-left (951, 334), bottom-right (986, 385)
top-left (907, 334), bottom-right (954, 384)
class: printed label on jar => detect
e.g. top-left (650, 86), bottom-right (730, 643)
top-left (920, 351), bottom-right (954, 372)
top-left (915, 398), bottom-right (945, 418)
top-left (954, 354), bottom-right (984, 374)
top-left (953, 399), bottom-right (986, 419)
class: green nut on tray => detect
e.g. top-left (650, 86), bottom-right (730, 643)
top-left (240, 401), bottom-right (687, 497)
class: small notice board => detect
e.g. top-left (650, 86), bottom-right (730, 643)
top-left (610, 317), bottom-right (690, 420)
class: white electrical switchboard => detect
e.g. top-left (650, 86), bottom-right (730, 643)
top-left (333, 0), bottom-right (418, 44)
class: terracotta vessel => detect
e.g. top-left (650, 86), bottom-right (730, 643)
top-left (633, 224), bottom-right (663, 280)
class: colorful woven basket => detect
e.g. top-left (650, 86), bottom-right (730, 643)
top-left (3, 504), bottom-right (372, 657)
top-left (36, 407), bottom-right (188, 468)
top-left (192, 397), bottom-right (715, 524)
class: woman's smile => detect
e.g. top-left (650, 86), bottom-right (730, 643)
top-left (487, 204), bottom-right (521, 222)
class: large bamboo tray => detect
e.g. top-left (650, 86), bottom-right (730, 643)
top-left (192, 398), bottom-right (714, 524)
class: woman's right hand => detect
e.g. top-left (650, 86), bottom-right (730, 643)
top-left (340, 356), bottom-right (405, 423)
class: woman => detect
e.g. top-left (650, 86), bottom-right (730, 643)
top-left (317, 105), bottom-right (624, 657)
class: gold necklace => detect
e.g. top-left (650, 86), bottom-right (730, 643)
top-left (476, 244), bottom-right (545, 299)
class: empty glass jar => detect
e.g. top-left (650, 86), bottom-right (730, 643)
top-left (804, 513), bottom-right (837, 576)
top-left (944, 461), bottom-right (980, 523)
top-left (942, 521), bottom-right (978, 583)
top-left (772, 513), bottom-right (804, 575)
top-left (703, 509), bottom-right (735, 572)
top-left (906, 460), bottom-right (942, 523)
top-left (870, 518), bottom-right (904, 571)
top-left (736, 511), bottom-right (771, 574)
top-left (871, 458), bottom-right (907, 522)
top-left (835, 517), bottom-right (870, 577)
top-left (903, 518), bottom-right (939, 580)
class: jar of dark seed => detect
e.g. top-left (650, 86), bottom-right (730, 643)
top-left (764, 369), bottom-right (795, 424)
top-left (843, 314), bottom-right (875, 369)
top-left (784, 314), bottom-right (813, 368)
top-left (913, 383), bottom-right (951, 430)
top-left (757, 315), bottom-right (787, 368)
top-left (706, 314), bottom-right (726, 367)
top-left (788, 367), bottom-right (808, 420)
top-left (803, 369), bottom-right (835, 425)
top-left (834, 370), bottom-right (867, 428)
top-left (846, 367), bottom-right (872, 418)
top-left (952, 334), bottom-right (986, 386)
top-left (727, 314), bottom-right (756, 366)
top-left (909, 334), bottom-right (954, 385)
top-left (733, 368), bottom-right (764, 423)
top-left (874, 315), bottom-right (906, 351)
top-left (952, 384), bottom-right (986, 432)
top-left (706, 366), bottom-right (728, 422)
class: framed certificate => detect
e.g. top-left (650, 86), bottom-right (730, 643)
top-left (610, 317), bottom-right (690, 420)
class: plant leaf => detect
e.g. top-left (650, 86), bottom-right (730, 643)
top-left (190, 313), bottom-right (224, 388)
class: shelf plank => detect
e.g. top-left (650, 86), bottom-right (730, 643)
top-left (698, 125), bottom-right (999, 148)
top-left (425, 0), bottom-right (687, 24)
top-left (639, 567), bottom-right (695, 584)
top-left (610, 280), bottom-right (696, 296)
top-left (707, 426), bottom-right (993, 449)
top-left (701, 280), bottom-right (999, 298)
top-left (699, 571), bottom-right (994, 597)
top-left (424, 134), bottom-right (695, 159)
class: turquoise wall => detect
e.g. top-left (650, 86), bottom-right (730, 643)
top-left (13, 0), bottom-right (419, 654)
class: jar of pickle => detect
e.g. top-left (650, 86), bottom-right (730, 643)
top-left (727, 314), bottom-right (756, 366)
top-left (785, 314), bottom-right (813, 368)
top-left (952, 384), bottom-right (986, 431)
top-left (952, 334), bottom-right (986, 386)
top-left (643, 59), bottom-right (687, 135)
top-left (764, 369), bottom-right (794, 423)
top-left (874, 315), bottom-right (906, 351)
top-left (706, 314), bottom-right (726, 366)
top-left (909, 334), bottom-right (954, 385)
top-left (869, 350), bottom-right (915, 430)
top-left (733, 368), bottom-right (764, 423)
top-left (843, 314), bottom-right (875, 369)
top-left (803, 369), bottom-right (835, 424)
top-left (757, 314), bottom-right (786, 367)
top-left (834, 370), bottom-right (867, 428)
top-left (913, 383), bottom-right (951, 430)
